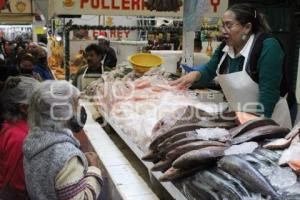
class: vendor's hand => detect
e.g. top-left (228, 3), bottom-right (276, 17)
top-left (170, 71), bottom-right (201, 90)
top-left (85, 152), bottom-right (99, 167)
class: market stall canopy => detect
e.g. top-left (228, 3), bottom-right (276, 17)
top-left (0, 0), bottom-right (36, 24)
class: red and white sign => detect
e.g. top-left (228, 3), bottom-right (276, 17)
top-left (71, 29), bottom-right (136, 41)
top-left (49, 0), bottom-right (228, 19)
top-left (49, 0), bottom-right (183, 17)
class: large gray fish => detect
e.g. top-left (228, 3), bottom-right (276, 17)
top-left (186, 181), bottom-right (222, 200)
top-left (231, 125), bottom-right (290, 145)
top-left (187, 179), bottom-right (221, 200)
top-left (263, 138), bottom-right (292, 150)
top-left (251, 151), bottom-right (279, 167)
top-left (141, 150), bottom-right (159, 162)
top-left (166, 140), bottom-right (228, 160)
top-left (218, 155), bottom-right (278, 198)
top-left (173, 146), bottom-right (227, 169)
top-left (229, 118), bottom-right (278, 138)
top-left (151, 106), bottom-right (213, 137)
top-left (158, 131), bottom-right (198, 149)
top-left (194, 170), bottom-right (248, 200)
top-left (254, 148), bottom-right (281, 162)
top-left (215, 169), bottom-right (250, 197)
top-left (159, 167), bottom-right (202, 182)
top-left (151, 159), bottom-right (172, 172)
top-left (150, 121), bottom-right (235, 150)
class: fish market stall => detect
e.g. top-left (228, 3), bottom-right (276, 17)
top-left (80, 65), bottom-right (300, 199)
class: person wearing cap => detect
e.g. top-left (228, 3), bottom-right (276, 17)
top-left (0, 76), bottom-right (39, 199)
top-left (98, 35), bottom-right (117, 69)
top-left (23, 81), bottom-right (103, 200)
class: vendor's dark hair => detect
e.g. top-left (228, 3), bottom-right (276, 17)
top-left (228, 3), bottom-right (271, 34)
top-left (85, 44), bottom-right (105, 56)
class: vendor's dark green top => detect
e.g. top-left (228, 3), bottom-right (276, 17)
top-left (197, 38), bottom-right (284, 117)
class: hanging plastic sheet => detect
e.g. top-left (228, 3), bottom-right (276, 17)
top-left (183, 0), bottom-right (209, 32)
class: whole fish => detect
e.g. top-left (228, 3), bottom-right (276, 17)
top-left (188, 179), bottom-right (221, 200)
top-left (251, 151), bottom-right (279, 167)
top-left (229, 118), bottom-right (278, 138)
top-left (173, 146), bottom-right (227, 169)
top-left (159, 167), bottom-right (201, 182)
top-left (151, 159), bottom-right (172, 172)
top-left (141, 150), bottom-right (159, 162)
top-left (254, 148), bottom-right (281, 162)
top-left (158, 131), bottom-right (198, 149)
top-left (150, 121), bottom-right (235, 150)
top-left (151, 106), bottom-right (213, 137)
top-left (164, 137), bottom-right (204, 153)
top-left (166, 141), bottom-right (228, 160)
top-left (194, 170), bottom-right (248, 200)
top-left (263, 138), bottom-right (293, 150)
top-left (150, 124), bottom-right (208, 150)
top-left (218, 155), bottom-right (278, 198)
top-left (215, 169), bottom-right (250, 197)
top-left (231, 125), bottom-right (290, 145)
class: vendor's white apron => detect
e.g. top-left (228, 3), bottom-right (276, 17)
top-left (78, 66), bottom-right (103, 91)
top-left (216, 53), bottom-right (292, 129)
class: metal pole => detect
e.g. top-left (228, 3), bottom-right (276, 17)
top-left (182, 0), bottom-right (195, 72)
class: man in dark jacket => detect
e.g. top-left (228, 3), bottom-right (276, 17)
top-left (98, 36), bottom-right (117, 69)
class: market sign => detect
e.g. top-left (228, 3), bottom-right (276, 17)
top-left (49, 0), bottom-right (228, 18)
top-left (49, 0), bottom-right (183, 17)
top-left (70, 29), bottom-right (135, 40)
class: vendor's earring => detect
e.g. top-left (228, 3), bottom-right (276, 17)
top-left (241, 34), bottom-right (247, 41)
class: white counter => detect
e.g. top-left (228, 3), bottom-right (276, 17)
top-left (81, 101), bottom-right (159, 200)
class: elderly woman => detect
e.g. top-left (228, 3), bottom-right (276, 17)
top-left (23, 80), bottom-right (103, 200)
top-left (0, 76), bottom-right (39, 199)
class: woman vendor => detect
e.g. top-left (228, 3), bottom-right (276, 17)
top-left (171, 3), bottom-right (293, 128)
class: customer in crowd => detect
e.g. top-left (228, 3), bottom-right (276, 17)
top-left (0, 76), bottom-right (39, 199)
top-left (23, 80), bottom-right (103, 200)
top-left (29, 45), bottom-right (53, 80)
top-left (17, 52), bottom-right (42, 81)
top-left (73, 44), bottom-right (105, 90)
top-left (98, 35), bottom-right (117, 69)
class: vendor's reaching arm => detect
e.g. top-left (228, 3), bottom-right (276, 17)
top-left (170, 44), bottom-right (224, 89)
top-left (196, 44), bottom-right (224, 85)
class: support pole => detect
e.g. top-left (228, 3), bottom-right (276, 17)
top-left (182, 0), bottom-right (195, 72)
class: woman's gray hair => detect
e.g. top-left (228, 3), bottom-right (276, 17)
top-left (28, 80), bottom-right (80, 132)
top-left (1, 76), bottom-right (39, 122)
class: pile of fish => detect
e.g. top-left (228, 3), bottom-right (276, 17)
top-left (177, 148), bottom-right (300, 200)
top-left (142, 106), bottom-right (290, 183)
